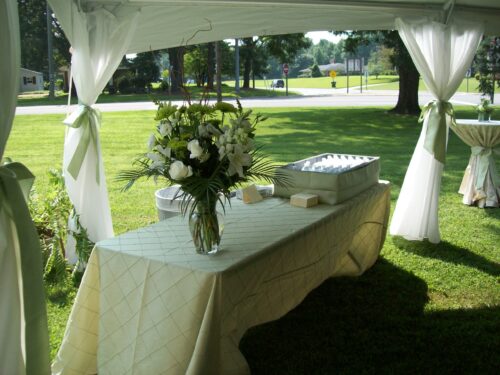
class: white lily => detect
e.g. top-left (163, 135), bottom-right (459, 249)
top-left (159, 122), bottom-right (173, 137)
top-left (227, 144), bottom-right (252, 178)
top-left (147, 134), bottom-right (156, 150)
top-left (156, 145), bottom-right (171, 157)
top-left (147, 152), bottom-right (164, 169)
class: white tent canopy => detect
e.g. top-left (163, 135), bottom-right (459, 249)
top-left (50, 0), bottom-right (500, 54)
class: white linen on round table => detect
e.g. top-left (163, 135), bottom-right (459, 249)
top-left (452, 119), bottom-right (500, 208)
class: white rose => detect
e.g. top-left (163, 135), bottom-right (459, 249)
top-left (187, 139), bottom-right (204, 159)
top-left (169, 160), bottom-right (192, 180)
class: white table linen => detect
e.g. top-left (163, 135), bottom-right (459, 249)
top-left (52, 182), bottom-right (391, 375)
top-left (452, 119), bottom-right (500, 207)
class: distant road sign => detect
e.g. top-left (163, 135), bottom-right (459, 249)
top-left (347, 58), bottom-right (361, 72)
top-left (283, 63), bottom-right (289, 75)
top-left (329, 70), bottom-right (337, 79)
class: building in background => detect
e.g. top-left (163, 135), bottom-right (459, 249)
top-left (19, 68), bottom-right (44, 92)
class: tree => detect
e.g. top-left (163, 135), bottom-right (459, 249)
top-left (240, 37), bottom-right (257, 89)
top-left (263, 33), bottom-right (312, 64)
top-left (240, 37), bottom-right (269, 89)
top-left (168, 47), bottom-right (185, 93)
top-left (339, 30), bottom-right (420, 115)
top-left (368, 46), bottom-right (395, 78)
top-left (18, 0), bottom-right (70, 79)
top-left (206, 42), bottom-right (215, 90)
top-left (130, 51), bottom-right (160, 91)
top-left (185, 44), bottom-right (210, 87)
top-left (474, 36), bottom-right (500, 102)
top-left (309, 39), bottom-right (336, 65)
top-left (290, 54), bottom-right (314, 78)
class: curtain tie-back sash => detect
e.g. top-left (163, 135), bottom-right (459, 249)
top-left (0, 161), bottom-right (50, 375)
top-left (471, 145), bottom-right (500, 189)
top-left (64, 104), bottom-right (102, 184)
top-left (419, 100), bottom-right (456, 164)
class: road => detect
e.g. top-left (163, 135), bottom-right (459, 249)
top-left (15, 88), bottom-right (482, 115)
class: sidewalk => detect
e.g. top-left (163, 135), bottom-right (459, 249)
top-left (15, 89), bottom-right (482, 115)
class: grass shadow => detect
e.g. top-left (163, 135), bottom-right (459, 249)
top-left (393, 237), bottom-right (500, 278)
top-left (240, 258), bottom-right (499, 374)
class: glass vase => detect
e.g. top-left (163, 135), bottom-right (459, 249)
top-left (189, 197), bottom-right (224, 255)
top-left (478, 112), bottom-right (487, 122)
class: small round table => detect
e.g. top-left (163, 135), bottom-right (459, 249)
top-left (451, 119), bottom-right (500, 208)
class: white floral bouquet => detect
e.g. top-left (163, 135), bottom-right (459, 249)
top-left (119, 100), bottom-right (285, 253)
top-left (476, 98), bottom-right (494, 114)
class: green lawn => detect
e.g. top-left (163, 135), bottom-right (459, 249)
top-left (225, 75), bottom-right (481, 93)
top-left (6, 107), bottom-right (500, 372)
top-left (224, 75), bottom-right (399, 90)
top-left (17, 85), bottom-right (296, 107)
top-left (368, 77), bottom-right (481, 93)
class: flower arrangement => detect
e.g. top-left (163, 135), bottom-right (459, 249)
top-left (119, 100), bottom-right (285, 254)
top-left (475, 98), bottom-right (494, 121)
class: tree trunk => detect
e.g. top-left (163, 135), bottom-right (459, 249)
top-left (206, 42), bottom-right (215, 90)
top-left (390, 59), bottom-right (420, 115)
top-left (215, 41), bottom-right (222, 102)
top-left (168, 47), bottom-right (185, 94)
top-left (252, 66), bottom-right (255, 90)
top-left (242, 38), bottom-right (253, 89)
top-left (242, 55), bottom-right (251, 89)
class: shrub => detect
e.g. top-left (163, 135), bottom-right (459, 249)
top-left (55, 78), bottom-right (64, 90)
top-left (116, 72), bottom-right (135, 94)
top-left (160, 79), bottom-right (169, 92)
top-left (132, 75), bottom-right (147, 93)
top-left (311, 64), bottom-right (323, 78)
top-left (29, 169), bottom-right (94, 286)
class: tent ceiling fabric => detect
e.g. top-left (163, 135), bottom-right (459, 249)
top-left (49, 0), bottom-right (500, 54)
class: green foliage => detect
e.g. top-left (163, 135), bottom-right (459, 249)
top-left (116, 72), bottom-right (135, 94)
top-left (55, 78), bottom-right (64, 90)
top-left (368, 46), bottom-right (395, 78)
top-left (130, 51), bottom-right (161, 86)
top-left (290, 54), bottom-right (314, 78)
top-left (18, 0), bottom-right (71, 77)
top-left (29, 169), bottom-right (94, 285)
top-left (29, 169), bottom-right (72, 283)
top-left (118, 100), bottom-right (286, 216)
top-left (262, 34), bottom-right (312, 64)
top-left (474, 36), bottom-right (500, 100)
top-left (185, 44), bottom-right (211, 87)
top-left (310, 64), bottom-right (322, 78)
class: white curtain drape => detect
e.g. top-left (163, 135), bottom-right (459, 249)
top-left (0, 1), bottom-right (50, 374)
top-left (390, 17), bottom-right (483, 243)
top-left (0, 2), bottom-right (23, 373)
top-left (49, 1), bottom-right (139, 257)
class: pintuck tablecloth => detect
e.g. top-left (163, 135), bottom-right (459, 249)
top-left (452, 119), bottom-right (500, 207)
top-left (52, 181), bottom-right (391, 375)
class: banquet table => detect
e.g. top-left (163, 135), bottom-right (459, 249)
top-left (52, 181), bottom-right (391, 375)
top-left (451, 119), bottom-right (500, 207)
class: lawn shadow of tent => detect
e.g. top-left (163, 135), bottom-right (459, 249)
top-left (240, 258), bottom-right (499, 374)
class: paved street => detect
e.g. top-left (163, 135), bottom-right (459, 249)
top-left (15, 88), bottom-right (482, 115)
